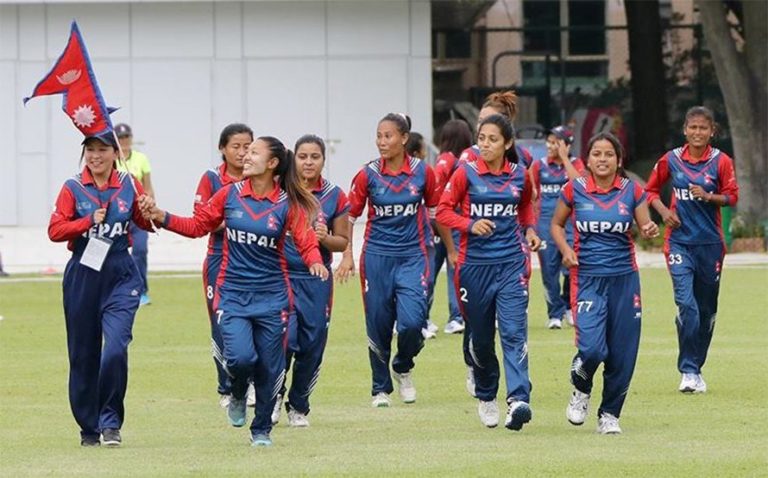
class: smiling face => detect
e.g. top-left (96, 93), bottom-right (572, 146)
top-left (376, 120), bottom-right (407, 160)
top-left (546, 133), bottom-right (560, 158)
top-left (220, 132), bottom-right (252, 173)
top-left (243, 139), bottom-right (277, 178)
top-left (587, 139), bottom-right (619, 180)
top-left (477, 123), bottom-right (511, 165)
top-left (684, 115), bottom-right (714, 149)
top-left (83, 138), bottom-right (117, 178)
top-left (295, 142), bottom-right (324, 183)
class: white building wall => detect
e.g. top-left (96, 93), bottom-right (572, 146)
top-left (0, 0), bottom-right (432, 226)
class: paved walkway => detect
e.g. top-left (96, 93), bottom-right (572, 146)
top-left (1, 225), bottom-right (766, 275)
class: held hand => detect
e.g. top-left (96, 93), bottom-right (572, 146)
top-left (688, 184), bottom-right (708, 201)
top-left (640, 221), bottom-right (660, 239)
top-left (138, 195), bottom-right (155, 215)
top-left (335, 254), bottom-right (355, 283)
top-left (661, 208), bottom-right (681, 229)
top-left (314, 222), bottom-right (329, 242)
top-left (471, 219), bottom-right (496, 236)
top-left (149, 207), bottom-right (166, 224)
top-left (526, 229), bottom-right (542, 252)
top-left (309, 263), bottom-right (329, 281)
top-left (93, 208), bottom-right (107, 225)
top-left (447, 248), bottom-right (459, 268)
top-left (562, 248), bottom-right (579, 268)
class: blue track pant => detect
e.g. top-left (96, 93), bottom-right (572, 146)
top-left (129, 222), bottom-right (148, 294)
top-left (217, 288), bottom-right (288, 436)
top-left (570, 271), bottom-right (641, 418)
top-left (537, 237), bottom-right (570, 320)
top-left (62, 251), bottom-right (141, 440)
top-left (457, 259), bottom-right (531, 403)
top-left (665, 242), bottom-right (725, 374)
top-left (360, 251), bottom-right (428, 395)
top-left (203, 254), bottom-right (230, 395)
top-left (427, 238), bottom-right (462, 323)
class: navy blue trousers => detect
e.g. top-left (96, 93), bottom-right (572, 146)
top-left (203, 254), bottom-right (230, 395)
top-left (427, 238), bottom-right (462, 322)
top-left (537, 235), bottom-right (570, 320)
top-left (129, 222), bottom-right (148, 295)
top-left (570, 271), bottom-right (641, 418)
top-left (62, 251), bottom-right (140, 440)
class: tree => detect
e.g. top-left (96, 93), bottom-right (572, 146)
top-left (625, 0), bottom-right (668, 164)
top-left (697, 0), bottom-right (768, 224)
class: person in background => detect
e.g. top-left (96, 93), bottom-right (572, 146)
top-left (406, 131), bottom-right (427, 160)
top-left (645, 106), bottom-right (739, 394)
top-left (115, 123), bottom-right (154, 306)
top-left (529, 126), bottom-right (584, 329)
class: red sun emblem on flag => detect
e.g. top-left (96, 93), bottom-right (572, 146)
top-left (117, 198), bottom-right (129, 213)
top-left (618, 201), bottom-right (629, 216)
top-left (633, 294), bottom-right (641, 308)
top-left (267, 214), bottom-right (278, 230)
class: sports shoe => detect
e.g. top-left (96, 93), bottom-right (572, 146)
top-left (478, 400), bottom-right (499, 428)
top-left (565, 310), bottom-right (574, 326)
top-left (101, 428), bottom-right (122, 447)
top-left (679, 373), bottom-right (699, 393)
top-left (427, 320), bottom-right (439, 334)
top-left (219, 394), bottom-right (232, 409)
top-left (371, 392), bottom-right (391, 408)
top-left (394, 372), bottom-right (416, 403)
top-left (547, 318), bottom-right (563, 329)
top-left (81, 435), bottom-right (100, 447)
top-left (695, 374), bottom-right (708, 393)
top-left (444, 319), bottom-right (465, 334)
top-left (227, 397), bottom-right (247, 427)
top-left (505, 400), bottom-right (532, 431)
top-left (566, 390), bottom-right (590, 425)
top-left (250, 433), bottom-right (273, 447)
top-left (139, 294), bottom-right (151, 306)
top-left (466, 367), bottom-right (476, 398)
top-left (271, 394), bottom-right (284, 424)
top-left (246, 383), bottom-right (256, 407)
top-left (421, 326), bottom-right (437, 340)
top-left (597, 412), bottom-right (622, 434)
top-left (287, 407), bottom-right (310, 427)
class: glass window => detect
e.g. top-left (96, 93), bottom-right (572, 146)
top-left (568, 0), bottom-right (606, 55)
top-left (523, 0), bottom-right (561, 54)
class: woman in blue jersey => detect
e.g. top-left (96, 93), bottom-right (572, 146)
top-left (551, 132), bottom-right (658, 435)
top-left (645, 106), bottom-right (739, 394)
top-left (143, 136), bottom-right (328, 447)
top-left (193, 123), bottom-right (253, 409)
top-left (529, 126), bottom-right (584, 329)
top-left (48, 132), bottom-right (155, 447)
top-left (272, 135), bottom-right (350, 427)
top-left (437, 114), bottom-right (541, 431)
top-left (336, 113), bottom-right (442, 408)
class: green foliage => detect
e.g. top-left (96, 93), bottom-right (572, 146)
top-left (1, 270), bottom-right (767, 477)
top-left (730, 213), bottom-right (767, 238)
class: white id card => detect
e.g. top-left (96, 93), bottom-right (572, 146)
top-left (80, 236), bottom-right (113, 272)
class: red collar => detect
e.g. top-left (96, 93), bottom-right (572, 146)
top-left (585, 173), bottom-right (623, 193)
top-left (380, 156), bottom-right (414, 176)
top-left (240, 179), bottom-right (281, 202)
top-left (681, 144), bottom-right (712, 164)
top-left (218, 163), bottom-right (241, 185)
top-left (307, 176), bottom-right (325, 192)
top-left (81, 166), bottom-right (121, 189)
top-left (476, 158), bottom-right (512, 176)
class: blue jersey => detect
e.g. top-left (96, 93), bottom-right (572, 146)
top-left (436, 159), bottom-right (535, 266)
top-left (348, 156), bottom-right (439, 256)
top-left (49, 167), bottom-right (152, 255)
top-left (165, 180), bottom-right (322, 294)
top-left (530, 156), bottom-right (584, 240)
top-left (285, 178), bottom-right (350, 277)
top-left (560, 175), bottom-right (646, 276)
top-left (194, 163), bottom-right (239, 256)
top-left (646, 145), bottom-right (739, 246)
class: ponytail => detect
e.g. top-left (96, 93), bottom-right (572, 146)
top-left (482, 90), bottom-right (519, 122)
top-left (259, 136), bottom-right (319, 223)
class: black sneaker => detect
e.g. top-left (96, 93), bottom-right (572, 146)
top-left (80, 435), bottom-right (100, 447)
top-left (101, 428), bottom-right (122, 447)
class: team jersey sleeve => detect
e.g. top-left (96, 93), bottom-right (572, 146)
top-left (433, 152), bottom-right (455, 197)
top-left (633, 181), bottom-right (647, 204)
top-left (717, 153), bottom-right (739, 206)
top-left (518, 171), bottom-right (536, 229)
top-left (334, 189), bottom-right (351, 216)
top-left (559, 181), bottom-right (575, 208)
top-left (347, 168), bottom-right (369, 221)
top-left (422, 164), bottom-right (440, 208)
top-left (644, 153), bottom-right (670, 205)
top-left (529, 161), bottom-right (541, 196)
top-left (572, 158), bottom-right (586, 174)
top-left (129, 177), bottom-right (155, 231)
top-left (519, 146), bottom-right (533, 168)
top-left (164, 186), bottom-right (227, 238)
top-left (194, 172), bottom-right (214, 213)
top-left (288, 206), bottom-right (323, 267)
top-left (436, 166), bottom-right (472, 233)
top-left (47, 183), bottom-right (94, 242)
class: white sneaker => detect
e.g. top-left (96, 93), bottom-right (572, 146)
top-left (287, 408), bottom-right (310, 427)
top-left (679, 373), bottom-right (699, 393)
top-left (271, 393), bottom-right (284, 424)
top-left (246, 383), bottom-right (256, 407)
top-left (219, 394), bottom-right (231, 409)
top-left (547, 318), bottom-right (563, 329)
top-left (444, 319), bottom-right (465, 334)
top-left (695, 374), bottom-right (707, 393)
top-left (394, 372), bottom-right (417, 403)
top-left (597, 412), bottom-right (622, 434)
top-left (566, 390), bottom-right (590, 425)
top-left (478, 400), bottom-right (499, 428)
top-left (466, 367), bottom-right (476, 398)
top-left (421, 327), bottom-right (437, 340)
top-left (372, 392), bottom-right (391, 408)
top-left (504, 400), bottom-right (532, 431)
top-left (565, 310), bottom-right (574, 326)
top-left (427, 320), bottom-right (439, 334)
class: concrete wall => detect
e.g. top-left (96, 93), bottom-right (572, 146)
top-left (0, 0), bottom-right (432, 225)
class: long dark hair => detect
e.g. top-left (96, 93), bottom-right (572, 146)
top-left (259, 136), bottom-right (319, 221)
top-left (584, 132), bottom-right (627, 178)
top-left (478, 114), bottom-right (519, 165)
top-left (438, 120), bottom-right (472, 157)
top-left (218, 123), bottom-right (253, 161)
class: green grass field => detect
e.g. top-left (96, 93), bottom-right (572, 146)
top-left (1, 267), bottom-right (767, 477)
